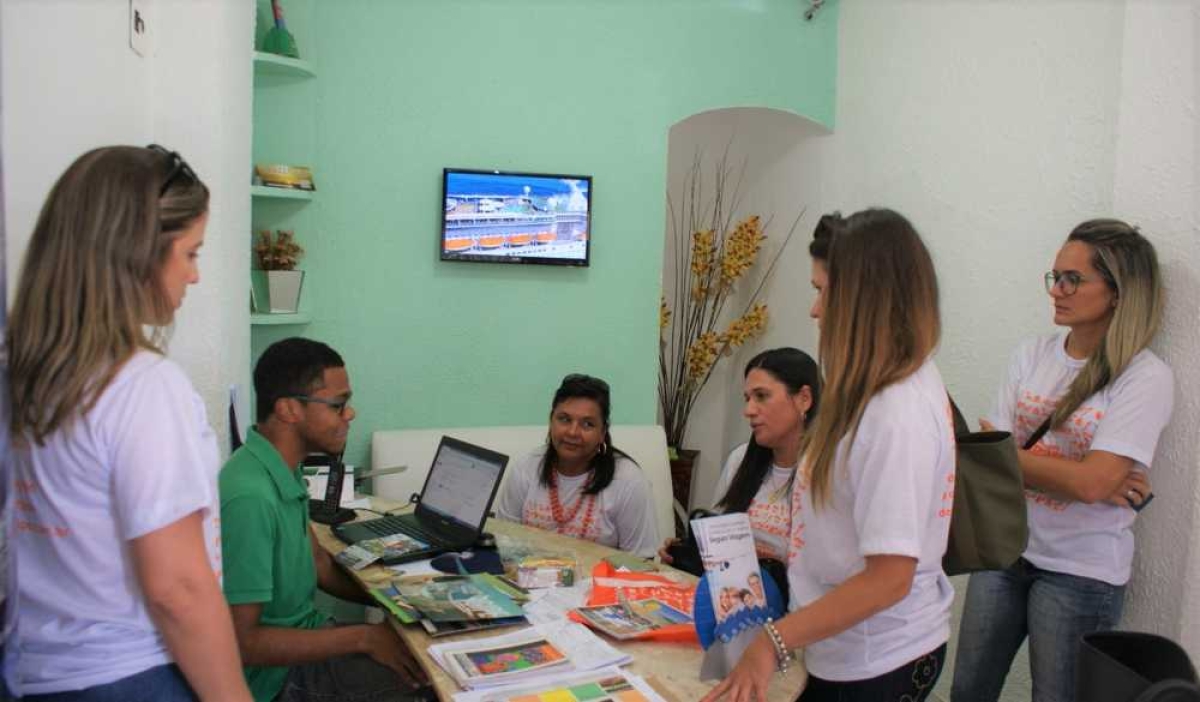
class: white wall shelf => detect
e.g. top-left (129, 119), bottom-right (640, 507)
top-left (250, 311), bottom-right (312, 326)
top-left (251, 185), bottom-right (314, 201)
top-left (253, 51), bottom-right (315, 79)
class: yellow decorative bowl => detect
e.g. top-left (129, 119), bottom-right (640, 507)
top-left (254, 164), bottom-right (315, 191)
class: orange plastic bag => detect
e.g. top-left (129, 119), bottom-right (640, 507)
top-left (568, 562), bottom-right (698, 643)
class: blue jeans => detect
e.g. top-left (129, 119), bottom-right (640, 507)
top-left (21, 664), bottom-right (197, 702)
top-left (951, 559), bottom-right (1125, 702)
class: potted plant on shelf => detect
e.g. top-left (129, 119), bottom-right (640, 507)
top-left (251, 229), bottom-right (305, 314)
top-left (658, 151), bottom-right (802, 517)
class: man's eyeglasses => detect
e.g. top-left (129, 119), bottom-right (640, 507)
top-left (289, 394), bottom-right (352, 415)
top-left (1044, 271), bottom-right (1089, 296)
top-left (146, 144), bottom-right (198, 197)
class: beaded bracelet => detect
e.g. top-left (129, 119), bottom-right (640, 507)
top-left (762, 617), bottom-right (794, 675)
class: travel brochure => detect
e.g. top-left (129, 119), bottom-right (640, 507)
top-left (451, 667), bottom-right (667, 702)
top-left (693, 513), bottom-right (768, 641)
top-left (573, 598), bottom-right (693, 641)
top-left (428, 623), bottom-right (631, 690)
top-left (334, 533), bottom-right (429, 571)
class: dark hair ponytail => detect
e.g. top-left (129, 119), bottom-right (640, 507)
top-left (715, 348), bottom-right (820, 513)
top-left (809, 211), bottom-right (845, 262)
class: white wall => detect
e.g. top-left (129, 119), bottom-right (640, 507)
top-left (1109, 1), bottom-right (1200, 654)
top-left (1, 0), bottom-right (253, 452)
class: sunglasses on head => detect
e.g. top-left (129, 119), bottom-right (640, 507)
top-left (146, 144), bottom-right (198, 197)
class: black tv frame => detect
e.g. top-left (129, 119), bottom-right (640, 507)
top-left (439, 167), bottom-right (593, 268)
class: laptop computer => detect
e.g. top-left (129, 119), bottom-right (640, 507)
top-left (333, 435), bottom-right (508, 565)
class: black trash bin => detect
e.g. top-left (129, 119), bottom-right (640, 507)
top-left (1078, 631), bottom-right (1200, 701)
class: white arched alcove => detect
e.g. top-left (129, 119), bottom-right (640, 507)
top-left (662, 107), bottom-right (832, 511)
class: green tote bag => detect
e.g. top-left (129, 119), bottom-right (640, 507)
top-left (943, 399), bottom-right (1048, 576)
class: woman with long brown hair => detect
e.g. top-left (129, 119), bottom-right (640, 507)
top-left (8, 146), bottom-right (250, 701)
top-left (704, 209), bottom-right (955, 702)
top-left (951, 220), bottom-right (1173, 702)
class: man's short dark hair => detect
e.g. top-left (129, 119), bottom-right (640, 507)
top-left (254, 337), bottom-right (345, 422)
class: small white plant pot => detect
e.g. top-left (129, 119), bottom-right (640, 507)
top-left (251, 269), bottom-right (305, 313)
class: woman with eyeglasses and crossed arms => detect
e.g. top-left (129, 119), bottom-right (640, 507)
top-left (8, 147), bottom-right (250, 701)
top-left (951, 220), bottom-right (1174, 702)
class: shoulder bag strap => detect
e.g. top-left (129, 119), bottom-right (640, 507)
top-left (949, 393), bottom-right (1052, 450)
top-left (1022, 416), bottom-right (1054, 450)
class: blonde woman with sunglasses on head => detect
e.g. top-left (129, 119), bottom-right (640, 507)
top-left (951, 220), bottom-right (1174, 702)
top-left (704, 209), bottom-right (955, 702)
top-left (8, 147), bottom-right (251, 701)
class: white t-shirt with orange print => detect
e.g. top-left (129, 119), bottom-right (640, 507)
top-left (988, 332), bottom-right (1174, 586)
top-left (13, 351), bottom-right (221, 694)
top-left (495, 447), bottom-right (660, 558)
top-left (786, 359), bottom-right (956, 682)
top-left (711, 443), bottom-right (793, 562)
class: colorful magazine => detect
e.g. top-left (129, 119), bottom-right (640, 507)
top-left (445, 637), bottom-right (570, 685)
top-left (430, 623), bottom-right (632, 690)
top-left (573, 598), bottom-right (693, 640)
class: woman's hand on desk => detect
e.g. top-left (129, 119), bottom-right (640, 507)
top-left (700, 632), bottom-right (776, 702)
top-left (359, 623), bottom-right (429, 689)
top-left (658, 537), bottom-right (680, 564)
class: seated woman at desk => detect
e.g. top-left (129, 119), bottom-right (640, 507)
top-left (660, 347), bottom-right (819, 567)
top-left (496, 373), bottom-right (660, 558)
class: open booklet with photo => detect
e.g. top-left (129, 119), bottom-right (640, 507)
top-left (392, 573), bottom-right (526, 623)
top-left (429, 623), bottom-right (631, 690)
top-left (451, 666), bottom-right (668, 702)
top-left (572, 598), bottom-right (692, 640)
top-left (335, 532), bottom-right (429, 571)
top-left (369, 573), bottom-right (526, 626)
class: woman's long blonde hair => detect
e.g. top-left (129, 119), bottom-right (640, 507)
top-left (1050, 219), bottom-right (1163, 428)
top-left (801, 209), bottom-right (941, 509)
top-left (8, 146), bottom-right (209, 443)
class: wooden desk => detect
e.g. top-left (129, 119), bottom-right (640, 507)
top-left (314, 501), bottom-right (806, 702)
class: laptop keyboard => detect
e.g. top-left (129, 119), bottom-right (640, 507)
top-left (361, 515), bottom-right (441, 545)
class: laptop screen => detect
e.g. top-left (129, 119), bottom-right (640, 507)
top-left (419, 438), bottom-right (506, 530)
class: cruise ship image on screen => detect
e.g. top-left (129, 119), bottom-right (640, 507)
top-left (440, 168), bottom-right (592, 267)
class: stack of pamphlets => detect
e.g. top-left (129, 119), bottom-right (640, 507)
top-left (515, 555), bottom-right (577, 589)
top-left (498, 535), bottom-right (579, 589)
top-left (572, 598), bottom-right (693, 641)
top-left (370, 574), bottom-right (529, 635)
top-left (428, 623), bottom-right (631, 690)
top-left (450, 666), bottom-right (668, 702)
top-left (335, 533), bottom-right (428, 571)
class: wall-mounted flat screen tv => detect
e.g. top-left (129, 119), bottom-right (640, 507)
top-left (441, 168), bottom-right (592, 267)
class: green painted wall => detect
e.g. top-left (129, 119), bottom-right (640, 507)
top-left (252, 0), bottom-right (838, 467)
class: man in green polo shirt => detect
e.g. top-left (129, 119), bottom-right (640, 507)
top-left (220, 338), bottom-right (429, 702)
